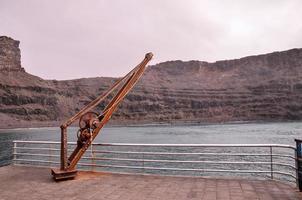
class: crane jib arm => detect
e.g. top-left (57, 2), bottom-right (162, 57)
top-left (51, 53), bottom-right (153, 180)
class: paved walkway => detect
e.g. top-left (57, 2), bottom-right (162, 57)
top-left (0, 165), bottom-right (301, 200)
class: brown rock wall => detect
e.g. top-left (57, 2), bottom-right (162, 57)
top-left (1, 36), bottom-right (302, 128)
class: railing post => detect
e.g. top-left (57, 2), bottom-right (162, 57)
top-left (60, 126), bottom-right (68, 170)
top-left (13, 141), bottom-right (17, 165)
top-left (270, 146), bottom-right (273, 179)
top-left (90, 143), bottom-right (95, 172)
top-left (49, 143), bottom-right (52, 167)
top-left (295, 139), bottom-right (302, 191)
top-left (142, 153), bottom-right (145, 174)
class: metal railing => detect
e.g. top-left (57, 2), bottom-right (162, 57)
top-left (12, 140), bottom-right (298, 186)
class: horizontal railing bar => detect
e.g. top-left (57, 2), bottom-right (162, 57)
top-left (93, 143), bottom-right (297, 149)
top-left (13, 155), bottom-right (296, 170)
top-left (270, 154), bottom-right (296, 160)
top-left (13, 153), bottom-right (60, 157)
top-left (271, 162), bottom-right (297, 170)
top-left (13, 148), bottom-right (296, 160)
top-left (14, 148), bottom-right (75, 153)
top-left (13, 149), bottom-right (296, 161)
top-left (91, 150), bottom-right (296, 159)
top-left (13, 153), bottom-right (92, 160)
top-left (76, 157), bottom-right (297, 169)
top-left (13, 140), bottom-right (65, 144)
top-left (13, 163), bottom-right (59, 168)
top-left (14, 147), bottom-right (77, 153)
top-left (14, 147), bottom-right (61, 151)
top-left (76, 163), bottom-right (297, 179)
top-left (14, 158), bottom-right (60, 164)
top-left (13, 159), bottom-right (297, 179)
top-left (13, 153), bottom-right (297, 170)
top-left (12, 140), bottom-right (296, 150)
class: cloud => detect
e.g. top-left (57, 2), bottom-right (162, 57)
top-left (0, 0), bottom-right (302, 79)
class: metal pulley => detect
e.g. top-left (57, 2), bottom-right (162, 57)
top-left (79, 111), bottom-right (99, 129)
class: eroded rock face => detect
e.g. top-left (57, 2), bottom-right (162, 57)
top-left (0, 36), bottom-right (24, 72)
top-left (1, 36), bottom-right (302, 128)
top-left (119, 49), bottom-right (302, 124)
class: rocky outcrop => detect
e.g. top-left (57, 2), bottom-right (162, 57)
top-left (1, 36), bottom-right (302, 128)
top-left (0, 36), bottom-right (24, 72)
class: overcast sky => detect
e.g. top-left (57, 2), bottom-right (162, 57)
top-left (1, 0), bottom-right (302, 80)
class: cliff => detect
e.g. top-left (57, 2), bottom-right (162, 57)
top-left (1, 36), bottom-right (302, 128)
top-left (0, 36), bottom-right (24, 72)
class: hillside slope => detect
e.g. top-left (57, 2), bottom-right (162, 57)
top-left (1, 36), bottom-right (302, 128)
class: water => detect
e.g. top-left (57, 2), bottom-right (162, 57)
top-left (0, 122), bottom-right (301, 182)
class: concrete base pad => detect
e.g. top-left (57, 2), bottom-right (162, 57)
top-left (51, 168), bottom-right (77, 181)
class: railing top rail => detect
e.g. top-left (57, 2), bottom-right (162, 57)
top-left (98, 143), bottom-right (296, 149)
top-left (13, 140), bottom-right (65, 144)
top-left (12, 140), bottom-right (296, 150)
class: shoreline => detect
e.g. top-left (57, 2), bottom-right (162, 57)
top-left (0, 119), bottom-right (301, 131)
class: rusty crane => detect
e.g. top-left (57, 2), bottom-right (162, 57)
top-left (51, 53), bottom-right (153, 180)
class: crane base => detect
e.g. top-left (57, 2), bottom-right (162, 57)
top-left (51, 168), bottom-right (77, 181)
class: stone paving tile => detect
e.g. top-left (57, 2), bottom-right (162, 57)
top-left (0, 165), bottom-right (302, 200)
